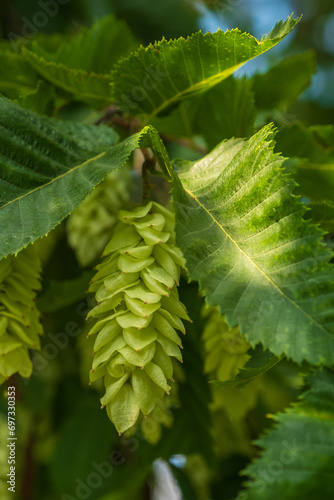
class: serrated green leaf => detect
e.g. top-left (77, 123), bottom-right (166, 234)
top-left (112, 15), bottom-right (300, 120)
top-left (252, 50), bottom-right (316, 111)
top-left (212, 345), bottom-right (281, 389)
top-left (172, 124), bottom-right (334, 366)
top-left (0, 96), bottom-right (114, 257)
top-left (238, 368), bottom-right (334, 499)
top-left (0, 97), bottom-right (171, 259)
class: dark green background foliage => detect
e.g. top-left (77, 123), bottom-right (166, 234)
top-left (0, 1), bottom-right (334, 499)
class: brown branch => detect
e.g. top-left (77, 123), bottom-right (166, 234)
top-left (21, 426), bottom-right (37, 500)
top-left (95, 106), bottom-right (142, 134)
top-left (161, 133), bottom-right (208, 156)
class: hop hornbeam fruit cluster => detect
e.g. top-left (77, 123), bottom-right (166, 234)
top-left (202, 306), bottom-right (266, 433)
top-left (202, 309), bottom-right (262, 458)
top-left (202, 307), bottom-right (250, 382)
top-left (87, 201), bottom-right (190, 434)
top-left (67, 169), bottom-right (130, 267)
top-left (0, 247), bottom-right (43, 384)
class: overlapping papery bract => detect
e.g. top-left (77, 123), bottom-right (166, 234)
top-left (87, 201), bottom-right (190, 434)
top-left (202, 307), bottom-right (250, 383)
top-left (0, 246), bottom-right (43, 384)
top-left (202, 308), bottom-right (270, 458)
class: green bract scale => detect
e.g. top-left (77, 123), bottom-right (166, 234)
top-left (67, 169), bottom-right (130, 267)
top-left (87, 201), bottom-right (190, 434)
top-left (202, 307), bottom-right (250, 382)
top-left (0, 246), bottom-right (43, 384)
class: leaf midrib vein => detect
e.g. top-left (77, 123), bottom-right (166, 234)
top-left (145, 63), bottom-right (245, 123)
top-left (219, 356), bottom-right (281, 386)
top-left (0, 151), bottom-right (106, 211)
top-left (185, 186), bottom-right (330, 337)
top-left (144, 36), bottom-right (283, 123)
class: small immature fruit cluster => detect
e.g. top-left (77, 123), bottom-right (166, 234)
top-left (202, 307), bottom-right (260, 422)
top-left (202, 307), bottom-right (250, 382)
top-left (87, 201), bottom-right (190, 434)
top-left (0, 246), bottom-right (43, 384)
top-left (67, 170), bottom-right (130, 267)
top-left (202, 309), bottom-right (268, 458)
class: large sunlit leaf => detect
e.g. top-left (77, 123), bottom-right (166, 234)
top-left (238, 368), bottom-right (334, 499)
top-left (172, 124), bottom-right (334, 366)
top-left (0, 97), bottom-right (171, 259)
top-left (112, 15), bottom-right (299, 120)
